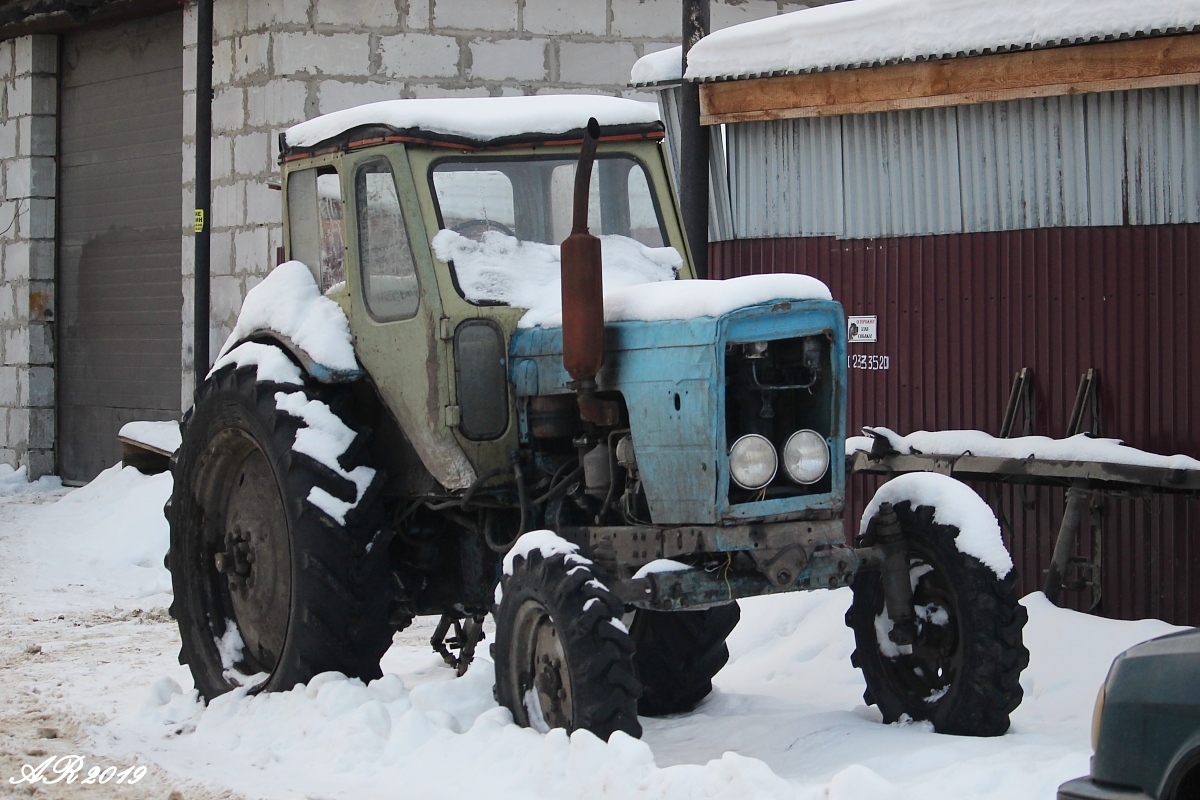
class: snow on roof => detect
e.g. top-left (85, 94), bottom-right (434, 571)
top-left (285, 95), bottom-right (661, 149)
top-left (630, 46), bottom-right (683, 87)
top-left (685, 0), bottom-right (1200, 82)
top-left (847, 427), bottom-right (1200, 472)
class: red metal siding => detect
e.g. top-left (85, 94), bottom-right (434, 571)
top-left (710, 225), bottom-right (1200, 625)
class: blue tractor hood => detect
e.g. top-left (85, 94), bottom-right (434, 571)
top-left (509, 298), bottom-right (847, 526)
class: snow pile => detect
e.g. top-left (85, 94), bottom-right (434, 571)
top-left (431, 229), bottom-right (681, 327)
top-left (130, 663), bottom-right (793, 800)
top-left (630, 46), bottom-right (683, 86)
top-left (4, 465), bottom-right (172, 607)
top-left (848, 426), bottom-right (1200, 471)
top-left (4, 465), bottom-right (1194, 800)
top-left (215, 261), bottom-right (358, 375)
top-left (274, 391), bottom-right (376, 525)
top-left (685, 0), bottom-right (1200, 81)
top-left (117, 420), bottom-right (182, 454)
top-left (0, 463), bottom-right (63, 495)
top-left (861, 472), bottom-right (1013, 578)
top-left (210, 341), bottom-right (305, 386)
top-left (286, 95), bottom-right (660, 148)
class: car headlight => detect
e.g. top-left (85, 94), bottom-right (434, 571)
top-left (1091, 681), bottom-right (1107, 751)
top-left (729, 434), bottom-right (777, 490)
top-left (782, 429), bottom-right (830, 484)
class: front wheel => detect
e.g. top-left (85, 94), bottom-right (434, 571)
top-left (492, 535), bottom-right (641, 740)
top-left (846, 500), bottom-right (1028, 736)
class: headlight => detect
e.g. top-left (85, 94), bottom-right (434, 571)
top-left (782, 429), bottom-right (830, 484)
top-left (1091, 681), bottom-right (1107, 751)
top-left (729, 434), bottom-right (777, 490)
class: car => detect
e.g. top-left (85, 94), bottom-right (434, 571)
top-left (1059, 628), bottom-right (1200, 800)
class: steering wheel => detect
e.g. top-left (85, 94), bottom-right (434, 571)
top-left (450, 219), bottom-right (516, 242)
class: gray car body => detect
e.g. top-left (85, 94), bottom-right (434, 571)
top-left (1059, 627), bottom-right (1200, 800)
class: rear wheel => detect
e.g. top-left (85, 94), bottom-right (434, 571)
top-left (168, 361), bottom-right (394, 699)
top-left (630, 603), bottom-right (740, 716)
top-left (846, 501), bottom-right (1028, 736)
top-left (492, 539), bottom-right (641, 740)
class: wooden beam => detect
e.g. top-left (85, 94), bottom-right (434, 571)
top-left (700, 33), bottom-right (1200, 125)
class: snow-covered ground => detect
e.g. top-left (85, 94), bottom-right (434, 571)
top-left (0, 463), bottom-right (1185, 799)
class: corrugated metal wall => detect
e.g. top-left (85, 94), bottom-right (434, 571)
top-left (724, 85), bottom-right (1200, 240)
top-left (656, 86), bottom-right (735, 241)
top-left (710, 225), bottom-right (1200, 625)
top-left (728, 116), bottom-right (843, 237)
top-left (843, 107), bottom-right (963, 238)
top-left (957, 95), bottom-right (1090, 231)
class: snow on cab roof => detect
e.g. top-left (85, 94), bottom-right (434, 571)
top-left (676, 0), bottom-right (1200, 83)
top-left (284, 95), bottom-right (661, 150)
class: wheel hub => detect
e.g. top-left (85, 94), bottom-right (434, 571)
top-left (210, 443), bottom-right (291, 677)
top-left (513, 601), bottom-right (574, 731)
top-left (214, 525), bottom-right (257, 591)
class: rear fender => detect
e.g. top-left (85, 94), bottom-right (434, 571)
top-left (230, 331), bottom-right (365, 384)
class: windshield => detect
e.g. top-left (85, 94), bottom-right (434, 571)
top-left (429, 154), bottom-right (680, 323)
top-left (432, 155), bottom-right (667, 247)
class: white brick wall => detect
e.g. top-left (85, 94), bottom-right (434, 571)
top-left (523, 0), bottom-right (608, 36)
top-left (273, 32), bottom-right (372, 75)
top-left (317, 80), bottom-right (402, 115)
top-left (468, 38), bottom-right (548, 82)
top-left (180, 0), bottom-right (819, 408)
top-left (379, 33), bottom-right (461, 79)
top-left (0, 35), bottom-right (56, 477)
top-left (432, 1), bottom-right (518, 32)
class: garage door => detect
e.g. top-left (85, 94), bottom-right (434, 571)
top-left (58, 13), bottom-right (183, 482)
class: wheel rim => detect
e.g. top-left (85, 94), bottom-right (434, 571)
top-left (876, 550), bottom-right (961, 704)
top-left (512, 599), bottom-right (573, 732)
top-left (197, 429), bottom-right (292, 682)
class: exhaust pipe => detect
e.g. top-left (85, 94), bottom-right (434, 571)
top-left (561, 118), bottom-right (615, 426)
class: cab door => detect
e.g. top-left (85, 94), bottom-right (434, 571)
top-left (342, 151), bottom-right (477, 492)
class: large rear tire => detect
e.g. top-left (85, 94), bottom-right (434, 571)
top-left (168, 362), bottom-right (394, 700)
top-left (630, 603), bottom-right (740, 716)
top-left (846, 501), bottom-right (1028, 736)
top-left (492, 542), bottom-right (641, 740)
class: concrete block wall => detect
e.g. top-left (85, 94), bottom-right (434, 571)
top-left (181, 0), bottom-right (820, 402)
top-left (0, 35), bottom-right (56, 477)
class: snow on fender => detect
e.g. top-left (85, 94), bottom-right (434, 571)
top-left (861, 472), bottom-right (1013, 579)
top-left (213, 261), bottom-right (361, 382)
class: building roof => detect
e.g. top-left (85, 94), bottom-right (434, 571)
top-left (282, 95), bottom-right (662, 153)
top-left (677, 0), bottom-right (1200, 83)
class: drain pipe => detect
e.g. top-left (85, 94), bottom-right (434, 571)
top-left (193, 0), bottom-right (213, 390)
top-left (680, 0), bottom-right (710, 279)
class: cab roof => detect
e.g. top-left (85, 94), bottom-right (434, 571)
top-left (281, 95), bottom-right (663, 160)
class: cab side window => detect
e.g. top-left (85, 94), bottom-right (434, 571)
top-left (356, 161), bottom-right (419, 321)
top-left (287, 167), bottom-right (347, 293)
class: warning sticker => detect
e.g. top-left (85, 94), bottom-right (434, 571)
top-left (848, 316), bottom-right (878, 343)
